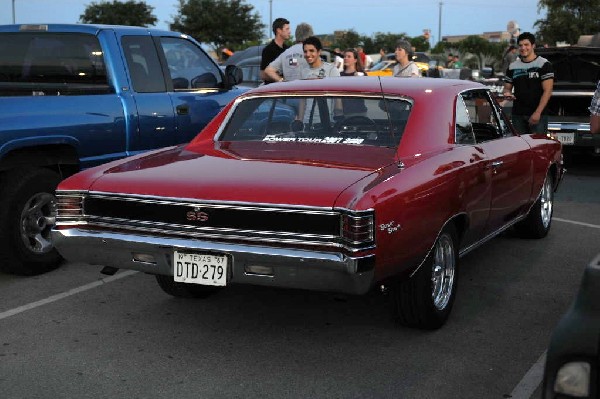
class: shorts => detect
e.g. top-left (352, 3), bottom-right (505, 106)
top-left (511, 114), bottom-right (548, 135)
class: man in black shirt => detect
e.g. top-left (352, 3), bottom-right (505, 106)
top-left (260, 18), bottom-right (291, 84)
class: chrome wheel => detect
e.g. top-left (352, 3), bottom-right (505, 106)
top-left (431, 233), bottom-right (456, 311)
top-left (20, 192), bottom-right (57, 254)
top-left (540, 177), bottom-right (553, 229)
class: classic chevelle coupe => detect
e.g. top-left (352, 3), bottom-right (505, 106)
top-left (51, 77), bottom-right (563, 329)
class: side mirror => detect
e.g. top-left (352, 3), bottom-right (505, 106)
top-left (224, 65), bottom-right (243, 87)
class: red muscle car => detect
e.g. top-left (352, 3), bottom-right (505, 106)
top-left (51, 77), bottom-right (564, 329)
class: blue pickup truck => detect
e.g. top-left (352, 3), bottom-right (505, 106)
top-left (0, 24), bottom-right (245, 275)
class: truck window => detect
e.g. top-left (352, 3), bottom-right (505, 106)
top-left (121, 36), bottom-right (166, 93)
top-left (0, 32), bottom-right (109, 94)
top-left (158, 37), bottom-right (223, 90)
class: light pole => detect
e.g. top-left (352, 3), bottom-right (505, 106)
top-left (12, 0), bottom-right (16, 23)
top-left (438, 1), bottom-right (443, 45)
top-left (269, 0), bottom-right (273, 40)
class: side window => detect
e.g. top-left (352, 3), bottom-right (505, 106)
top-left (159, 37), bottom-right (223, 90)
top-left (461, 90), bottom-right (503, 142)
top-left (122, 36), bottom-right (166, 93)
top-left (0, 32), bottom-right (109, 93)
top-left (455, 96), bottom-right (476, 145)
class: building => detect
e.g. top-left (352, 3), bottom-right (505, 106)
top-left (442, 31), bottom-right (512, 44)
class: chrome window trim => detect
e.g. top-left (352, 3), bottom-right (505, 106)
top-left (213, 92), bottom-right (414, 142)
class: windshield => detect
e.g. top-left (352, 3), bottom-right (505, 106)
top-left (219, 95), bottom-right (412, 147)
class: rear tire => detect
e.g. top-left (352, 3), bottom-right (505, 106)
top-left (515, 173), bottom-right (553, 239)
top-left (389, 224), bottom-right (459, 329)
top-left (0, 168), bottom-right (63, 275)
top-left (155, 274), bottom-right (221, 298)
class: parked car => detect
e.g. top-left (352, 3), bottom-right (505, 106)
top-left (536, 45), bottom-right (600, 158)
top-left (367, 52), bottom-right (429, 76)
top-left (236, 55), bottom-right (262, 87)
top-left (0, 23), bottom-right (245, 275)
top-left (51, 77), bottom-right (563, 329)
top-left (543, 254), bottom-right (600, 398)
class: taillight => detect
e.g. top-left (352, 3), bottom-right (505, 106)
top-left (341, 212), bottom-right (374, 247)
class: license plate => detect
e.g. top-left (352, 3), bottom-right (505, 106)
top-left (173, 251), bottom-right (228, 286)
top-left (553, 132), bottom-right (575, 145)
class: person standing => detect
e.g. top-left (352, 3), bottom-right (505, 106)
top-left (333, 48), bottom-right (344, 73)
top-left (392, 40), bottom-right (420, 78)
top-left (501, 45), bottom-right (517, 75)
top-left (445, 53), bottom-right (454, 68)
top-left (339, 48), bottom-right (367, 116)
top-left (503, 32), bottom-right (554, 134)
top-left (341, 48), bottom-right (365, 76)
top-left (452, 55), bottom-right (462, 69)
top-left (264, 23), bottom-right (314, 82)
top-left (260, 18), bottom-right (291, 84)
top-left (590, 80), bottom-right (600, 134)
top-left (301, 36), bottom-right (340, 79)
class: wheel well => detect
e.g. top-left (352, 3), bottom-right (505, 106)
top-left (548, 163), bottom-right (559, 190)
top-left (448, 214), bottom-right (468, 246)
top-left (0, 145), bottom-right (80, 179)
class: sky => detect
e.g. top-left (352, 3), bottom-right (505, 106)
top-left (1, 0), bottom-right (545, 44)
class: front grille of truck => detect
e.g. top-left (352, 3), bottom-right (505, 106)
top-left (55, 191), bottom-right (375, 253)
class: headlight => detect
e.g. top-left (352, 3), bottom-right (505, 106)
top-left (554, 361), bottom-right (591, 397)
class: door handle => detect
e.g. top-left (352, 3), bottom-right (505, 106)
top-left (176, 104), bottom-right (189, 115)
top-left (491, 161), bottom-right (503, 168)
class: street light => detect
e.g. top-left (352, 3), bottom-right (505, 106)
top-left (12, 0), bottom-right (16, 23)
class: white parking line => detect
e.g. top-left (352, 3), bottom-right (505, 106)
top-left (554, 217), bottom-right (600, 229)
top-left (0, 270), bottom-right (138, 321)
top-left (510, 352), bottom-right (547, 398)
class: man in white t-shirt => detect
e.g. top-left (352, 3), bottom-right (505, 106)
top-left (264, 23), bottom-right (314, 82)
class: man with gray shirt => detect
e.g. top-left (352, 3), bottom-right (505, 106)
top-left (264, 23), bottom-right (314, 82)
top-left (301, 36), bottom-right (340, 79)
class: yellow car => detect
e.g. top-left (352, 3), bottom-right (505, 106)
top-left (367, 52), bottom-right (429, 77)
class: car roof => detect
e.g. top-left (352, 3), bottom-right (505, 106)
top-left (244, 76), bottom-right (484, 98)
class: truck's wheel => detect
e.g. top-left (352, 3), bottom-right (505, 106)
top-left (389, 224), bottom-right (459, 329)
top-left (515, 173), bottom-right (553, 239)
top-left (155, 275), bottom-right (221, 298)
top-left (0, 168), bottom-right (63, 275)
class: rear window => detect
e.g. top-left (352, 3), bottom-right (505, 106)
top-left (0, 32), bottom-right (109, 94)
top-left (219, 95), bottom-right (411, 147)
top-left (0, 32), bottom-right (109, 96)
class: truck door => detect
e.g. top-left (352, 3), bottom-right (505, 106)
top-left (121, 36), bottom-right (177, 153)
top-left (155, 36), bottom-right (243, 142)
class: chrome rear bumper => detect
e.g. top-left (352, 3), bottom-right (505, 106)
top-left (51, 228), bottom-right (375, 295)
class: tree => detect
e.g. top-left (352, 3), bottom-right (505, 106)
top-left (170, 0), bottom-right (264, 52)
top-left (371, 32), bottom-right (408, 54)
top-left (334, 29), bottom-right (362, 51)
top-left (456, 35), bottom-right (504, 70)
top-left (80, 0), bottom-right (157, 27)
top-left (535, 0), bottom-right (600, 45)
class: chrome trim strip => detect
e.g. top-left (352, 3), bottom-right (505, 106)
top-left (60, 220), bottom-right (375, 253)
top-left (56, 190), bottom-right (375, 215)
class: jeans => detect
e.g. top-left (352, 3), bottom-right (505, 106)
top-left (511, 114), bottom-right (548, 134)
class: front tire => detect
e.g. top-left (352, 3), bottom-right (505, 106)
top-left (156, 275), bottom-right (221, 298)
top-left (515, 173), bottom-right (554, 239)
top-left (389, 224), bottom-right (459, 329)
top-left (0, 168), bottom-right (63, 275)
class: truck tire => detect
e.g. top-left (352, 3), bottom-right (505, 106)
top-left (514, 173), bottom-right (553, 239)
top-left (155, 275), bottom-right (221, 298)
top-left (389, 224), bottom-right (459, 329)
top-left (0, 168), bottom-right (63, 275)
